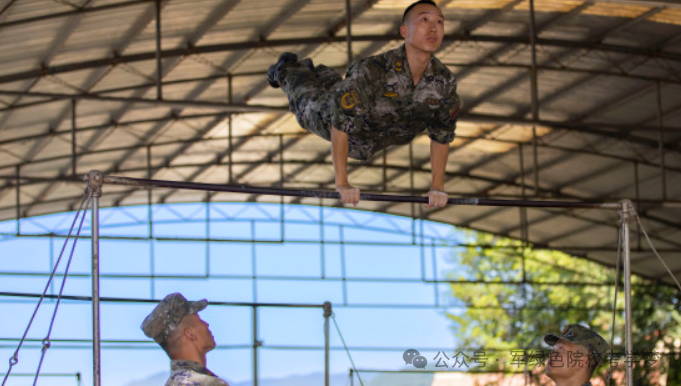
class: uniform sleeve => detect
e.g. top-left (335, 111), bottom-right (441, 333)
top-left (331, 59), bottom-right (378, 134)
top-left (428, 76), bottom-right (461, 144)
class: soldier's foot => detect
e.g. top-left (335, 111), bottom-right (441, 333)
top-left (268, 52), bottom-right (298, 88)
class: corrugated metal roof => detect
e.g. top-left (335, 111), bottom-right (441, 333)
top-left (0, 0), bottom-right (679, 286)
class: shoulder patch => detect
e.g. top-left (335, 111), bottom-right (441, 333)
top-left (384, 91), bottom-right (398, 98)
top-left (341, 90), bottom-right (361, 109)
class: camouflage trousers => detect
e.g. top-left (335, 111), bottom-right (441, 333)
top-left (280, 64), bottom-right (343, 141)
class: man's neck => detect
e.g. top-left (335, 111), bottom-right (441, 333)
top-left (551, 375), bottom-right (590, 386)
top-left (404, 44), bottom-right (431, 85)
top-left (170, 350), bottom-right (207, 368)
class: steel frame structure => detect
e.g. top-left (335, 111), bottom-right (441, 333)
top-left (1, 1), bottom-right (681, 385)
top-left (78, 170), bottom-right (640, 386)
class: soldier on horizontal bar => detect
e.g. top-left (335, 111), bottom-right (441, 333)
top-left (268, 0), bottom-right (461, 208)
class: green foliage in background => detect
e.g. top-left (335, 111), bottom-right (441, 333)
top-left (445, 231), bottom-right (681, 385)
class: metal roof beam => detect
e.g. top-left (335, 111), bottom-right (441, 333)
top-left (2, 33), bottom-right (680, 86)
top-left (0, 0), bottom-right (157, 30)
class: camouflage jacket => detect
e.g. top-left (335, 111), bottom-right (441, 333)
top-left (332, 44), bottom-right (460, 161)
top-left (165, 360), bottom-right (230, 386)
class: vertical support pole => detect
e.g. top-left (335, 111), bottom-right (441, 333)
top-left (634, 162), bottom-right (641, 249)
top-left (519, 143), bottom-right (528, 245)
top-left (228, 114), bottom-right (234, 184)
top-left (529, 0), bottom-right (540, 196)
top-left (382, 149), bottom-right (387, 192)
top-left (409, 142), bottom-right (415, 244)
top-left (350, 369), bottom-right (354, 386)
top-left (252, 306), bottom-right (259, 386)
top-left (323, 302), bottom-right (332, 386)
top-left (228, 74), bottom-right (234, 184)
top-left (205, 192), bottom-right (210, 278)
top-left (147, 146), bottom-right (155, 298)
top-left (279, 134), bottom-right (285, 241)
top-left (71, 99), bottom-right (77, 176)
top-left (345, 0), bottom-right (353, 65)
top-left (656, 81), bottom-right (666, 201)
top-left (340, 225), bottom-right (348, 306)
top-left (15, 165), bottom-right (20, 235)
top-left (87, 171), bottom-right (103, 386)
top-left (431, 239), bottom-right (439, 307)
top-left (320, 201), bottom-right (326, 279)
top-left (619, 199), bottom-right (635, 386)
top-left (154, 0), bottom-right (163, 100)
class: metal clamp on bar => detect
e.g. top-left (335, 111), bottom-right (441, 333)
top-left (619, 199), bottom-right (638, 224)
top-left (84, 170), bottom-right (104, 197)
top-left (323, 301), bottom-right (333, 318)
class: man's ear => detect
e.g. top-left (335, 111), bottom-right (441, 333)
top-left (399, 24), bottom-right (408, 39)
top-left (183, 326), bottom-right (196, 341)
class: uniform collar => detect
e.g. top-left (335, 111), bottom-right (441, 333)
top-left (395, 44), bottom-right (435, 83)
top-left (171, 360), bottom-right (216, 377)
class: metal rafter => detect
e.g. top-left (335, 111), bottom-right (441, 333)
top-left (279, 0), bottom-right (545, 206)
top-left (2, 32), bottom-right (681, 87)
top-left (19, 0), bottom-right (239, 216)
top-left (155, 0), bottom-right (386, 202)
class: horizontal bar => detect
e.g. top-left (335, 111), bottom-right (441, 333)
top-left (99, 173), bottom-right (621, 209)
top-left (0, 292), bottom-right (324, 309)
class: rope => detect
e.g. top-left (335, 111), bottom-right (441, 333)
top-left (33, 193), bottom-right (92, 385)
top-left (2, 191), bottom-right (91, 386)
top-left (331, 314), bottom-right (365, 386)
top-left (635, 217), bottom-right (681, 293)
top-left (606, 224), bottom-right (623, 385)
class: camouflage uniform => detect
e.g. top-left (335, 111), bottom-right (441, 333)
top-left (279, 44), bottom-right (460, 161)
top-left (141, 293), bottom-right (228, 386)
top-left (166, 360), bottom-right (230, 386)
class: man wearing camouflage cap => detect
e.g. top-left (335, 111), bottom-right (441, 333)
top-left (141, 292), bottom-right (229, 386)
top-left (544, 324), bottom-right (609, 386)
top-left (268, 0), bottom-right (460, 209)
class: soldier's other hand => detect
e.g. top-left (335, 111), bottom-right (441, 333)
top-left (336, 185), bottom-right (360, 206)
top-left (425, 189), bottom-right (448, 209)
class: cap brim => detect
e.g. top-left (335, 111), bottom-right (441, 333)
top-left (544, 333), bottom-right (560, 346)
top-left (188, 299), bottom-right (208, 315)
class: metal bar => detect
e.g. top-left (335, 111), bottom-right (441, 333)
top-left (71, 99), bottom-right (77, 176)
top-left (323, 302), bottom-right (331, 386)
top-left (0, 0), bottom-right (155, 30)
top-left (14, 166), bottom-right (19, 235)
top-left (101, 174), bottom-right (621, 209)
top-left (657, 81), bottom-right (666, 200)
top-left (228, 114), bottom-right (234, 183)
top-left (147, 146), bottom-right (154, 298)
top-left (154, 0), bottom-right (162, 100)
top-left (252, 306), bottom-right (259, 386)
top-left (2, 33), bottom-right (681, 85)
top-left (345, 0), bottom-right (352, 65)
top-left (0, 291), bottom-right (327, 308)
top-left (89, 177), bottom-right (102, 386)
top-left (529, 0), bottom-right (540, 196)
top-left (623, 219), bottom-right (633, 386)
top-left (340, 225), bottom-right (348, 306)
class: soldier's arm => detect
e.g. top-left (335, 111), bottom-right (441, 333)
top-left (332, 127), bottom-right (360, 206)
top-left (425, 140), bottom-right (449, 208)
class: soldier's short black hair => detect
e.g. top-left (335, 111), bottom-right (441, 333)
top-left (402, 0), bottom-right (439, 23)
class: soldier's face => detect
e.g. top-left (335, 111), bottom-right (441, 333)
top-left (400, 4), bottom-right (444, 54)
top-left (186, 314), bottom-right (216, 353)
top-left (545, 340), bottom-right (591, 381)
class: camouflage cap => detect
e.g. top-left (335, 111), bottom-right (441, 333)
top-left (544, 324), bottom-right (610, 367)
top-left (141, 292), bottom-right (208, 344)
